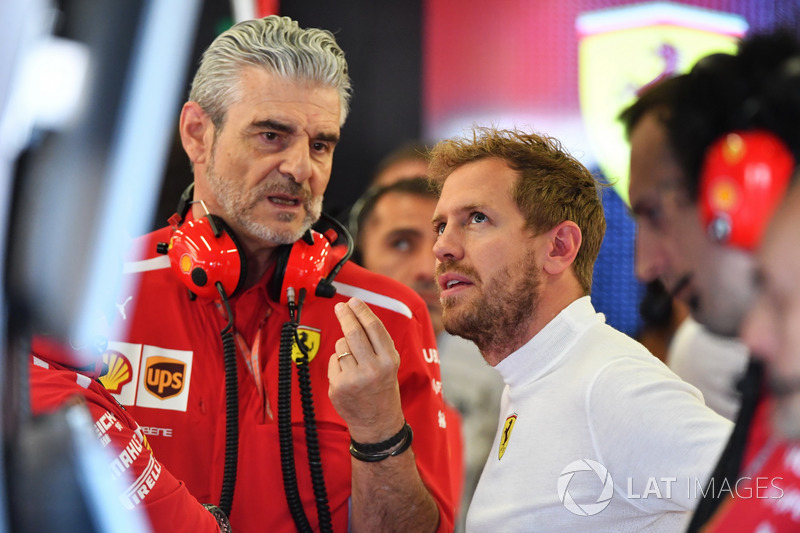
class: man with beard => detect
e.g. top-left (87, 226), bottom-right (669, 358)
top-left (427, 126), bottom-right (731, 531)
top-left (621, 31), bottom-right (800, 531)
top-left (88, 16), bottom-right (454, 533)
top-left (353, 176), bottom-right (504, 532)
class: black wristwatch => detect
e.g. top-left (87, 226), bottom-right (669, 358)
top-left (202, 503), bottom-right (232, 533)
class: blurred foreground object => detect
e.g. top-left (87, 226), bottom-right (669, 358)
top-left (1, 0), bottom-right (200, 531)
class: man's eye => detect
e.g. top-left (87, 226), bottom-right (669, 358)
top-left (312, 142), bottom-right (331, 154)
top-left (390, 239), bottom-right (411, 252)
top-left (470, 212), bottom-right (487, 224)
top-left (632, 205), bottom-right (664, 231)
top-left (263, 132), bottom-right (279, 141)
top-left (643, 207), bottom-right (665, 230)
top-left (436, 223), bottom-right (446, 236)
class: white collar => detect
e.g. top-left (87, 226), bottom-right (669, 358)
top-left (494, 296), bottom-right (603, 387)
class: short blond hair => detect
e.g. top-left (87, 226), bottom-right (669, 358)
top-left (429, 127), bottom-right (605, 294)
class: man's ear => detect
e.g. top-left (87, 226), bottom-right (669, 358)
top-left (542, 220), bottom-right (582, 275)
top-left (179, 101), bottom-right (214, 166)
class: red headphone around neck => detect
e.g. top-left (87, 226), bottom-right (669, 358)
top-left (157, 183), bottom-right (352, 303)
top-left (699, 129), bottom-right (795, 251)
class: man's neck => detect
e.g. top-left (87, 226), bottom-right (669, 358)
top-left (478, 288), bottom-right (584, 366)
top-left (243, 247), bottom-right (279, 291)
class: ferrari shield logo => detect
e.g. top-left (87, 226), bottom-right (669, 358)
top-left (576, 3), bottom-right (746, 204)
top-left (498, 414), bottom-right (517, 460)
top-left (291, 326), bottom-right (321, 364)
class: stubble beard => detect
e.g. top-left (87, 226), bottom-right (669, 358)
top-left (438, 250), bottom-right (541, 360)
top-left (205, 152), bottom-right (322, 245)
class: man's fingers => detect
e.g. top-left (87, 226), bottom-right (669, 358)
top-left (334, 300), bottom-right (375, 358)
top-left (345, 298), bottom-right (397, 359)
top-left (334, 339), bottom-right (353, 361)
top-left (328, 338), bottom-right (354, 379)
top-left (334, 299), bottom-right (399, 374)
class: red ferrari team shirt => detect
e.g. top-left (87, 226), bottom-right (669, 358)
top-left (704, 397), bottom-right (800, 531)
top-left (29, 352), bottom-right (221, 532)
top-left (103, 226), bottom-right (455, 532)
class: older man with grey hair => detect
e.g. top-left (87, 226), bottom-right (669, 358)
top-left (93, 15), bottom-right (454, 532)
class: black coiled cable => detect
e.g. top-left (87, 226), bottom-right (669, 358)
top-left (275, 217), bottom-right (351, 532)
top-left (278, 319), bottom-right (312, 532)
top-left (294, 327), bottom-right (332, 533)
top-left (217, 283), bottom-right (239, 518)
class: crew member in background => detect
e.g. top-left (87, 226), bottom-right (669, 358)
top-left (346, 139), bottom-right (431, 237)
top-left (621, 30), bottom-right (800, 530)
top-left (369, 140), bottom-right (430, 188)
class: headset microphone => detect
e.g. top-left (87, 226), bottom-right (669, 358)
top-left (669, 273), bottom-right (692, 299)
top-left (269, 212), bottom-right (354, 304)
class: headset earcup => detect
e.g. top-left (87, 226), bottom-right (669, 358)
top-left (267, 230), bottom-right (339, 305)
top-left (207, 215), bottom-right (248, 297)
top-left (265, 214), bottom-right (354, 304)
top-left (699, 130), bottom-right (795, 250)
top-left (166, 214), bottom-right (247, 299)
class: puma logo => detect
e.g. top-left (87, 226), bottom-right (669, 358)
top-left (116, 296), bottom-right (133, 320)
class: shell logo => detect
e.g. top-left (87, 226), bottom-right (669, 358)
top-left (100, 350), bottom-right (134, 394)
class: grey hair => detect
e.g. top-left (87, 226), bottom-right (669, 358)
top-left (189, 15), bottom-right (352, 129)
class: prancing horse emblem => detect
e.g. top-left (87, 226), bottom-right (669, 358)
top-left (499, 414), bottom-right (517, 460)
top-left (291, 326), bottom-right (321, 364)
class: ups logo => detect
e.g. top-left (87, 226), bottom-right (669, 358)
top-left (144, 356), bottom-right (185, 399)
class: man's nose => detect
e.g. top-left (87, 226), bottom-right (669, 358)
top-left (279, 140), bottom-right (312, 183)
top-left (634, 226), bottom-right (666, 284)
top-left (433, 224), bottom-right (463, 263)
